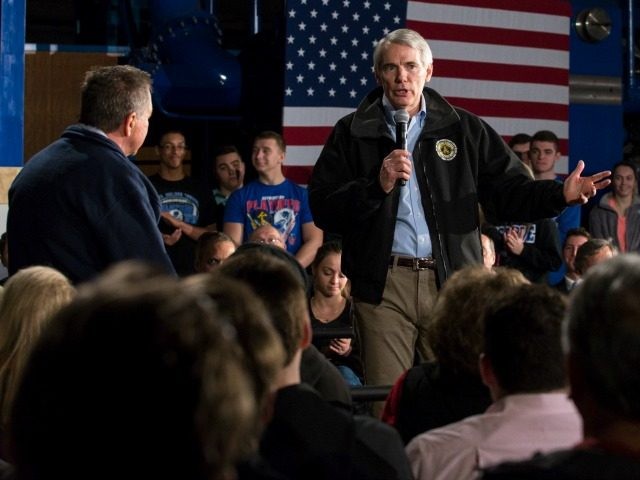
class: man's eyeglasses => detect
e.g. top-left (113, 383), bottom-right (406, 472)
top-left (255, 237), bottom-right (283, 246)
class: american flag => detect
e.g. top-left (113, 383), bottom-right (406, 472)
top-left (282, 0), bottom-right (571, 185)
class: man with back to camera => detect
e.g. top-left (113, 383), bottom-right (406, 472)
top-left (223, 131), bottom-right (323, 268)
top-left (406, 284), bottom-right (581, 480)
top-left (483, 254), bottom-right (640, 479)
top-left (308, 28), bottom-right (611, 394)
top-left (7, 65), bottom-right (174, 283)
top-left (148, 129), bottom-right (216, 276)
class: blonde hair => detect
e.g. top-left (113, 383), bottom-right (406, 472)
top-left (0, 266), bottom-right (75, 425)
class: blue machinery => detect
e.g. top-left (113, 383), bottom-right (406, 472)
top-left (129, 0), bottom-right (243, 120)
top-left (1, 0), bottom-right (639, 173)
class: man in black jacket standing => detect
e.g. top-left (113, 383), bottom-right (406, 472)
top-left (309, 28), bottom-right (611, 395)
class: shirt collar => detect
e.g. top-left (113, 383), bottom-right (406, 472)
top-left (382, 95), bottom-right (427, 128)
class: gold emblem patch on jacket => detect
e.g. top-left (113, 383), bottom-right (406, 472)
top-left (435, 139), bottom-right (457, 161)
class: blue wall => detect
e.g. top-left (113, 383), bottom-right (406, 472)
top-left (569, 0), bottom-right (624, 175)
top-left (0, 0), bottom-right (25, 167)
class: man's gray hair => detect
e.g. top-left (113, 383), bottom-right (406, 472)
top-left (568, 253), bottom-right (640, 419)
top-left (373, 28), bottom-right (433, 74)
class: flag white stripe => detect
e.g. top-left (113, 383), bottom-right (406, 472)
top-left (287, 146), bottom-right (325, 166)
top-left (430, 77), bottom-right (568, 105)
top-left (408, 2), bottom-right (569, 35)
top-left (283, 107), bottom-right (353, 127)
top-left (427, 40), bottom-right (569, 68)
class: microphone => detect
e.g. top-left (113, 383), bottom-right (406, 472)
top-left (394, 109), bottom-right (410, 187)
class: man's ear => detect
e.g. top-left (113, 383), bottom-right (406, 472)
top-left (300, 316), bottom-right (312, 350)
top-left (124, 111), bottom-right (137, 137)
top-left (479, 353), bottom-right (497, 389)
top-left (425, 63), bottom-right (434, 82)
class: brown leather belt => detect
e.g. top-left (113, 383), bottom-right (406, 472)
top-left (389, 255), bottom-right (436, 271)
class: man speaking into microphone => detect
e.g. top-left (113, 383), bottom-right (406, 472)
top-left (309, 28), bottom-right (611, 396)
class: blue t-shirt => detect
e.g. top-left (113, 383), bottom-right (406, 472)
top-left (224, 179), bottom-right (314, 254)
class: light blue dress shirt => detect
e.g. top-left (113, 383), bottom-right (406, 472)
top-left (382, 96), bottom-right (432, 258)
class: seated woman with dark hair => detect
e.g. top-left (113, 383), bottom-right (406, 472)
top-left (381, 266), bottom-right (529, 444)
top-left (309, 241), bottom-right (363, 387)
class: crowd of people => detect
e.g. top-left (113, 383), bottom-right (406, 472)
top-left (0, 27), bottom-right (638, 479)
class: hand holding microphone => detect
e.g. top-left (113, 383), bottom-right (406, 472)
top-left (379, 109), bottom-right (411, 193)
top-left (394, 109), bottom-right (410, 187)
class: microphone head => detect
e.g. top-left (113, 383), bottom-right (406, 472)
top-left (394, 109), bottom-right (410, 124)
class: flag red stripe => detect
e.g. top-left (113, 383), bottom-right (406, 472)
top-left (283, 126), bottom-right (333, 146)
top-left (410, 0), bottom-right (571, 17)
top-left (435, 59), bottom-right (568, 86)
top-left (407, 21), bottom-right (568, 51)
top-left (283, 165), bottom-right (314, 185)
top-left (446, 97), bottom-right (568, 121)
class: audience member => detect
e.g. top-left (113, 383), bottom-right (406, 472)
top-left (483, 254), bottom-right (640, 479)
top-left (248, 224), bottom-right (286, 249)
top-left (193, 231), bottom-right (236, 273)
top-left (212, 145), bottom-right (245, 231)
top-left (228, 243), bottom-right (349, 408)
top-left (7, 65), bottom-right (175, 282)
top-left (8, 262), bottom-right (257, 480)
top-left (574, 238), bottom-right (616, 277)
top-left (381, 266), bottom-right (527, 444)
top-left (551, 227), bottom-right (591, 293)
top-left (507, 133), bottom-right (533, 173)
top-left (483, 218), bottom-right (562, 283)
top-left (214, 250), bottom-right (412, 480)
top-left (181, 274), bottom-right (287, 479)
top-left (224, 130), bottom-right (323, 267)
top-left (182, 274), bottom-right (284, 418)
top-left (309, 241), bottom-right (363, 387)
top-left (149, 129), bottom-right (216, 276)
top-left (0, 266), bottom-right (75, 454)
top-left (529, 130), bottom-right (582, 286)
top-left (406, 284), bottom-right (581, 479)
top-left (589, 160), bottom-right (640, 253)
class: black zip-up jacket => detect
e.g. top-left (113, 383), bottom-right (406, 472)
top-left (309, 87), bottom-right (567, 304)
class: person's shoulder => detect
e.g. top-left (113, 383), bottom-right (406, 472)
top-left (228, 181), bottom-right (256, 200)
top-left (482, 448), bottom-right (640, 480)
top-left (353, 415), bottom-right (413, 480)
top-left (412, 413), bottom-right (481, 444)
top-left (283, 178), bottom-right (309, 195)
top-left (300, 345), bottom-right (352, 409)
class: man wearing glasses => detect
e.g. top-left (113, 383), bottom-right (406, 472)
top-left (149, 130), bottom-right (216, 275)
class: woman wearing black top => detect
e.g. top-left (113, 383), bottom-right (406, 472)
top-left (309, 241), bottom-right (363, 386)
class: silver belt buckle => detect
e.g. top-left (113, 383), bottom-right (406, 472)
top-left (414, 257), bottom-right (429, 270)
